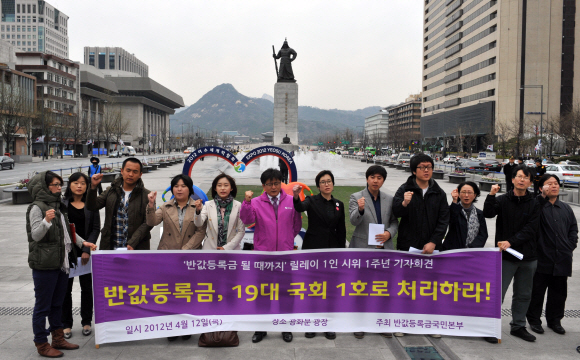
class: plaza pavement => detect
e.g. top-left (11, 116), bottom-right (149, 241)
top-left (0, 153), bottom-right (579, 359)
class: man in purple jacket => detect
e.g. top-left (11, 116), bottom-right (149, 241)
top-left (240, 168), bottom-right (302, 343)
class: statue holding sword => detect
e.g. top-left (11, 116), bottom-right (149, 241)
top-left (272, 38), bottom-right (297, 83)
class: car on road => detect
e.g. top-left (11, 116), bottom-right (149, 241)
top-left (397, 152), bottom-right (412, 164)
top-left (559, 160), bottom-right (579, 165)
top-left (108, 151), bottom-right (121, 158)
top-left (524, 160), bottom-right (536, 167)
top-left (482, 159), bottom-right (502, 172)
top-left (0, 156), bottom-right (14, 169)
top-left (455, 159), bottom-right (486, 171)
top-left (443, 155), bottom-right (456, 164)
top-left (545, 164), bottom-right (580, 185)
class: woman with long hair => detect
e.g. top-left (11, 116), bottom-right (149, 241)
top-left (61, 172), bottom-right (101, 339)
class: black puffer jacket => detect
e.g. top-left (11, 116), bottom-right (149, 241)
top-left (393, 176), bottom-right (450, 251)
top-left (483, 190), bottom-right (540, 262)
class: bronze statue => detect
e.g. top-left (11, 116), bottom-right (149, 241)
top-left (273, 39), bottom-right (297, 83)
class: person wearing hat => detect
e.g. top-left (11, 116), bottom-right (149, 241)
top-left (503, 157), bottom-right (517, 192)
top-left (88, 157), bottom-right (103, 195)
top-left (533, 159), bottom-right (546, 196)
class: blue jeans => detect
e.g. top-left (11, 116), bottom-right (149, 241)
top-left (32, 269), bottom-right (69, 343)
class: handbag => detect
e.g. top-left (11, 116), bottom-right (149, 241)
top-left (198, 331), bottom-right (239, 347)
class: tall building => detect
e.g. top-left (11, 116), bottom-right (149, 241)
top-left (364, 108), bottom-right (390, 149)
top-left (0, 0), bottom-right (69, 58)
top-left (388, 94), bottom-right (422, 151)
top-left (420, 0), bottom-right (579, 153)
top-left (83, 47), bottom-right (148, 77)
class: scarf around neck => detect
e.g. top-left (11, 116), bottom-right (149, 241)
top-left (215, 195), bottom-right (234, 247)
top-left (461, 203), bottom-right (479, 246)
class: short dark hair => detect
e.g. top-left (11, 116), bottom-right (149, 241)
top-left (512, 165), bottom-right (532, 180)
top-left (260, 168), bottom-right (283, 185)
top-left (315, 170), bottom-right (335, 187)
top-left (538, 174), bottom-right (560, 188)
top-left (90, 157), bottom-right (99, 164)
top-left (64, 172), bottom-right (90, 202)
top-left (170, 174), bottom-right (194, 198)
top-left (211, 173), bottom-right (237, 198)
top-left (45, 171), bottom-right (64, 188)
top-left (365, 165), bottom-right (387, 180)
top-left (410, 154), bottom-right (434, 173)
top-left (457, 181), bottom-right (481, 203)
top-left (122, 157), bottom-right (143, 172)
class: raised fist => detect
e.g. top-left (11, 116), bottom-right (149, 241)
top-left (45, 209), bottom-right (55, 223)
top-left (357, 197), bottom-right (365, 211)
top-left (194, 199), bottom-right (203, 212)
top-left (451, 189), bottom-right (459, 203)
top-left (147, 191), bottom-right (157, 207)
top-left (245, 190), bottom-right (254, 203)
top-left (402, 191), bottom-right (413, 207)
top-left (490, 184), bottom-right (500, 196)
top-left (91, 173), bottom-right (103, 189)
top-left (292, 185), bottom-right (303, 198)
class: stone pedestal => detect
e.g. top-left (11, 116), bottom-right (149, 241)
top-left (273, 83), bottom-right (298, 147)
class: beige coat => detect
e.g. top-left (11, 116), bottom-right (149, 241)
top-left (194, 199), bottom-right (245, 250)
top-left (146, 198), bottom-right (207, 250)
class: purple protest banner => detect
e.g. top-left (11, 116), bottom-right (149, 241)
top-left (92, 248), bottom-right (502, 345)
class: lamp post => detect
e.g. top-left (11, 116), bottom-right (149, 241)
top-left (520, 85), bottom-right (544, 158)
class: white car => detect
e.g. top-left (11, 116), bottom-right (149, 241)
top-left (443, 155), bottom-right (456, 164)
top-left (545, 164), bottom-right (580, 185)
top-left (524, 160), bottom-right (536, 167)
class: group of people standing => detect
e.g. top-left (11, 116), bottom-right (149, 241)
top-left (25, 153), bottom-right (577, 357)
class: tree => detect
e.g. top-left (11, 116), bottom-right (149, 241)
top-left (0, 75), bottom-right (32, 154)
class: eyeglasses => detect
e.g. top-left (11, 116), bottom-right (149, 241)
top-left (49, 183), bottom-right (63, 188)
top-left (417, 166), bottom-right (433, 171)
top-left (514, 175), bottom-right (530, 180)
top-left (460, 191), bottom-right (474, 195)
top-left (264, 182), bottom-right (281, 188)
top-left (319, 180), bottom-right (333, 185)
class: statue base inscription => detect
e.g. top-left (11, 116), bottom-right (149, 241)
top-left (273, 82), bottom-right (298, 147)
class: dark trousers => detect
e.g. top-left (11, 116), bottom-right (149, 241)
top-left (505, 177), bottom-right (514, 192)
top-left (533, 182), bottom-right (540, 196)
top-left (61, 273), bottom-right (93, 329)
top-left (526, 272), bottom-right (568, 326)
top-left (501, 259), bottom-right (537, 331)
top-left (32, 269), bottom-right (69, 343)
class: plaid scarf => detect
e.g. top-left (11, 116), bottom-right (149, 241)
top-left (215, 195), bottom-right (234, 247)
top-left (112, 192), bottom-right (131, 249)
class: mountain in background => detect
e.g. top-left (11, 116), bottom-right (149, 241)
top-left (170, 83), bottom-right (381, 142)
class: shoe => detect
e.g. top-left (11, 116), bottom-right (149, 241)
top-left (252, 331), bottom-right (267, 343)
top-left (305, 332), bottom-right (315, 338)
top-left (354, 332), bottom-right (365, 339)
top-left (167, 336), bottom-right (178, 342)
top-left (63, 329), bottom-right (72, 339)
top-left (547, 324), bottom-right (566, 335)
top-left (324, 332), bottom-right (336, 340)
top-left (510, 328), bottom-right (536, 342)
top-left (394, 332), bottom-right (405, 337)
top-left (380, 333), bottom-right (393, 338)
top-left (181, 335), bottom-right (191, 340)
top-left (35, 341), bottom-right (63, 358)
top-left (50, 329), bottom-right (79, 350)
top-left (429, 334), bottom-right (442, 338)
top-left (529, 324), bottom-right (544, 334)
top-left (282, 332), bottom-right (293, 343)
top-left (82, 326), bottom-right (92, 336)
top-left (484, 337), bottom-right (498, 344)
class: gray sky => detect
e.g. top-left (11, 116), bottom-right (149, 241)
top-left (62, 0), bottom-right (424, 110)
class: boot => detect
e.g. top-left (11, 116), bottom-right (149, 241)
top-left (51, 329), bottom-right (80, 350)
top-left (34, 341), bottom-right (63, 358)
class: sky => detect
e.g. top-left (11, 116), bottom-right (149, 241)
top-left (60, 0), bottom-right (424, 111)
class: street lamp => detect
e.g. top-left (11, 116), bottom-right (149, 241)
top-left (520, 85), bottom-right (544, 158)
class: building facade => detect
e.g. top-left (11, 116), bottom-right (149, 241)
top-left (83, 47), bottom-right (148, 77)
top-left (0, 0), bottom-right (69, 58)
top-left (388, 94), bottom-right (422, 152)
top-left (420, 0), bottom-right (579, 153)
top-left (364, 109), bottom-right (389, 149)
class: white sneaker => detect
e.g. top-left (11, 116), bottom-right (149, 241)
top-left (430, 334), bottom-right (442, 338)
top-left (394, 332), bottom-right (405, 337)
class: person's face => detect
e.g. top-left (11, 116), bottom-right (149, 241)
top-left (172, 179), bottom-right (190, 202)
top-left (262, 178), bottom-right (282, 197)
top-left (509, 159), bottom-right (514, 164)
top-left (215, 177), bottom-right (232, 199)
top-left (513, 170), bottom-right (531, 191)
top-left (70, 177), bottom-right (87, 197)
top-left (536, 162), bottom-right (542, 167)
top-left (121, 162), bottom-right (142, 185)
top-left (543, 178), bottom-right (560, 197)
top-left (318, 174), bottom-right (334, 196)
top-left (413, 161), bottom-right (433, 182)
top-left (366, 173), bottom-right (385, 192)
top-left (459, 184), bottom-right (476, 207)
top-left (48, 178), bottom-right (62, 194)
